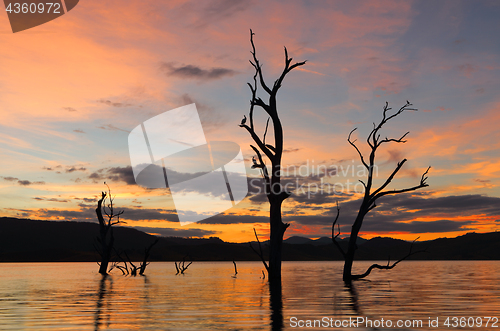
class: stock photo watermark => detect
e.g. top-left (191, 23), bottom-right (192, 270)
top-left (127, 105), bottom-right (381, 225)
top-left (3, 0), bottom-right (79, 33)
top-left (289, 316), bottom-right (499, 328)
top-left (249, 161), bottom-right (379, 198)
top-left (128, 103), bottom-right (248, 226)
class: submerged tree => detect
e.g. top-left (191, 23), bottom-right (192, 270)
top-left (94, 185), bottom-right (159, 276)
top-left (95, 185), bottom-right (124, 275)
top-left (175, 255), bottom-right (192, 275)
top-left (139, 239), bottom-right (159, 275)
top-left (333, 101), bottom-right (430, 283)
top-left (239, 30), bottom-right (306, 284)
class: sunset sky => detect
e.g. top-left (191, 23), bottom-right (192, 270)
top-left (1, 0), bottom-right (499, 243)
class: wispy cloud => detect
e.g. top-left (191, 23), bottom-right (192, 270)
top-left (66, 166), bottom-right (87, 173)
top-left (89, 166), bottom-right (136, 185)
top-left (2, 177), bottom-right (45, 186)
top-left (160, 62), bottom-right (237, 81)
top-left (42, 165), bottom-right (86, 173)
top-left (18, 180), bottom-right (45, 186)
top-left (196, 0), bottom-right (252, 27)
top-left (32, 197), bottom-right (69, 203)
top-left (97, 99), bottom-right (132, 107)
top-left (97, 124), bottom-right (129, 133)
top-left (25, 206), bottom-right (178, 223)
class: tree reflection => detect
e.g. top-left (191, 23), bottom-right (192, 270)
top-left (345, 282), bottom-right (361, 316)
top-left (94, 275), bottom-right (112, 331)
top-left (269, 281), bottom-right (283, 331)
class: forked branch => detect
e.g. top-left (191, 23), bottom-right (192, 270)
top-left (367, 101), bottom-right (416, 149)
top-left (331, 202), bottom-right (346, 259)
top-left (348, 128), bottom-right (369, 169)
top-left (371, 166), bottom-right (431, 202)
top-left (175, 255), bottom-right (193, 275)
top-left (351, 237), bottom-right (427, 280)
top-left (240, 29), bottom-right (306, 177)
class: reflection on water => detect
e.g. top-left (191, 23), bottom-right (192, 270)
top-left (0, 261), bottom-right (499, 330)
top-left (94, 275), bottom-right (109, 331)
top-left (269, 280), bottom-right (283, 331)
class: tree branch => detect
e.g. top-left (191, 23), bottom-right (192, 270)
top-left (331, 202), bottom-right (346, 259)
top-left (241, 29), bottom-right (305, 169)
top-left (240, 124), bottom-right (275, 160)
top-left (249, 29), bottom-right (272, 95)
top-left (250, 145), bottom-right (270, 188)
top-left (348, 128), bottom-right (369, 169)
top-left (372, 166), bottom-right (431, 201)
top-left (379, 131), bottom-right (409, 145)
top-left (370, 158), bottom-right (408, 200)
top-left (175, 255), bottom-right (192, 275)
top-left (263, 117), bottom-right (270, 145)
top-left (125, 251), bottom-right (138, 276)
top-left (249, 228), bottom-right (269, 272)
top-left (272, 46), bottom-right (307, 94)
top-left (369, 101), bottom-right (417, 149)
top-left (351, 237), bottom-right (427, 280)
top-left (231, 260), bottom-right (238, 278)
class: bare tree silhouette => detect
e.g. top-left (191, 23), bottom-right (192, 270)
top-left (139, 238), bottom-right (159, 275)
top-left (333, 101), bottom-right (430, 283)
top-left (95, 184), bottom-right (124, 275)
top-left (240, 29), bottom-right (306, 285)
top-left (125, 251), bottom-right (139, 276)
top-left (175, 255), bottom-right (192, 275)
top-left (108, 250), bottom-right (129, 275)
top-left (94, 184), bottom-right (159, 276)
top-left (231, 260), bottom-right (238, 278)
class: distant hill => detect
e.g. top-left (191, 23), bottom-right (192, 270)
top-left (284, 236), bottom-right (368, 246)
top-left (1, 217), bottom-right (499, 262)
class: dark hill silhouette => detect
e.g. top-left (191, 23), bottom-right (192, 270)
top-left (1, 217), bottom-right (499, 262)
top-left (284, 236), bottom-right (368, 246)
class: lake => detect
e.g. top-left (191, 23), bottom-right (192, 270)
top-left (0, 261), bottom-right (499, 330)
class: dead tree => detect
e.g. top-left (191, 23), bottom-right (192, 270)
top-left (95, 185), bottom-right (124, 275)
top-left (240, 29), bottom-right (306, 285)
top-left (109, 260), bottom-right (128, 275)
top-left (139, 239), bottom-right (159, 275)
top-left (125, 252), bottom-right (139, 276)
top-left (333, 101), bottom-right (430, 283)
top-left (175, 256), bottom-right (192, 275)
top-left (109, 248), bottom-right (129, 275)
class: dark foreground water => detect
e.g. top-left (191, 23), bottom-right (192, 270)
top-left (0, 261), bottom-right (499, 330)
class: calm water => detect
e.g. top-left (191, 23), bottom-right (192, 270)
top-left (0, 261), bottom-right (499, 330)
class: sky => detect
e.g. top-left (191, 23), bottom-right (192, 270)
top-left (0, 0), bottom-right (499, 243)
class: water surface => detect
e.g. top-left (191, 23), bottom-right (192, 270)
top-left (0, 261), bottom-right (499, 330)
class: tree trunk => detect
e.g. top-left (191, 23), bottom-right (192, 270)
top-left (343, 236), bottom-right (356, 282)
top-left (139, 257), bottom-right (147, 275)
top-left (98, 254), bottom-right (109, 275)
top-left (342, 209), bottom-right (366, 282)
top-left (268, 196), bottom-right (287, 285)
top-left (269, 279), bottom-right (284, 330)
top-left (98, 227), bottom-right (113, 275)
